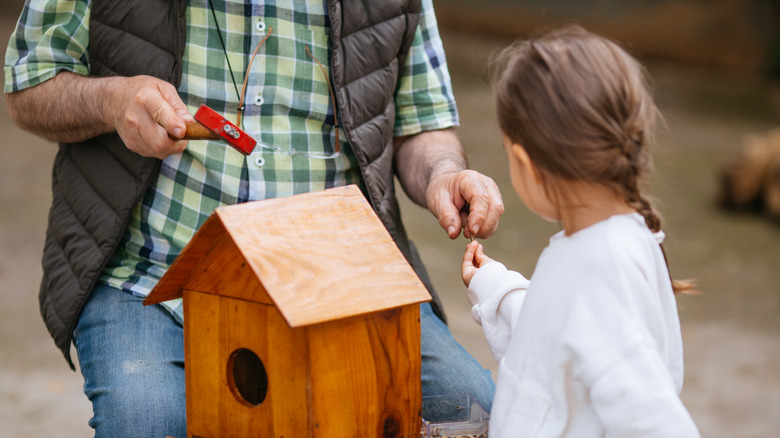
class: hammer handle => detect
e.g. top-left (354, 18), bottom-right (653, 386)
top-left (180, 121), bottom-right (221, 140)
top-left (168, 121), bottom-right (221, 141)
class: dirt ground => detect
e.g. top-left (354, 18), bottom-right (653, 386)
top-left (2, 11), bottom-right (779, 438)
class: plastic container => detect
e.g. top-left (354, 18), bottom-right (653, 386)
top-left (420, 394), bottom-right (489, 438)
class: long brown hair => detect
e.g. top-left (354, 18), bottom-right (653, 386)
top-left (494, 26), bottom-right (694, 294)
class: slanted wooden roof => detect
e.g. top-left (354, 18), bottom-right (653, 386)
top-left (144, 185), bottom-right (431, 327)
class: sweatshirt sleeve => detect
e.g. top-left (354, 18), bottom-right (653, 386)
top-left (467, 261), bottom-right (530, 362)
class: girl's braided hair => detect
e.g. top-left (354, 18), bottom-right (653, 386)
top-left (494, 26), bottom-right (694, 294)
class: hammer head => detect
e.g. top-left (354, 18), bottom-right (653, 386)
top-left (186, 104), bottom-right (257, 155)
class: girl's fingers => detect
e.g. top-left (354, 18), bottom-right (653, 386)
top-left (462, 241), bottom-right (478, 266)
top-left (473, 244), bottom-right (496, 268)
top-left (461, 241), bottom-right (481, 286)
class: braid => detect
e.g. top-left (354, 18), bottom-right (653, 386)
top-left (621, 172), bottom-right (697, 295)
top-left (630, 189), bottom-right (661, 233)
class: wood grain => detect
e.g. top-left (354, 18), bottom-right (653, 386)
top-left (308, 305), bottom-right (422, 437)
top-left (214, 185), bottom-right (431, 327)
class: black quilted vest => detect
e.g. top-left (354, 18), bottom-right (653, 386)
top-left (41, 0), bottom-right (444, 368)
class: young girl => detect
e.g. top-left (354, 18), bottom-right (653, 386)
top-left (461, 27), bottom-right (700, 437)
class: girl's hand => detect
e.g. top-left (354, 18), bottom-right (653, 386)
top-left (461, 240), bottom-right (495, 287)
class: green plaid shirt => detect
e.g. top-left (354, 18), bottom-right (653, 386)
top-left (5, 0), bottom-right (458, 323)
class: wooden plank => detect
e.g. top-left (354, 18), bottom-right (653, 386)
top-left (215, 185), bottom-right (431, 327)
top-left (184, 291), bottom-right (222, 438)
top-left (263, 305), bottom-right (311, 437)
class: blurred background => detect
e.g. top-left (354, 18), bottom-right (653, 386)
top-left (1, 0), bottom-right (778, 436)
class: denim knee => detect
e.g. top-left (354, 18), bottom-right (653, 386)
top-left (86, 357), bottom-right (186, 437)
top-left (74, 284), bottom-right (187, 437)
top-left (420, 302), bottom-right (496, 412)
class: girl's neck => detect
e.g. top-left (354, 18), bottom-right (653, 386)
top-left (556, 182), bottom-right (635, 236)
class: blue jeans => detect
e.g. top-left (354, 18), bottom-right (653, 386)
top-left (74, 284), bottom-right (495, 437)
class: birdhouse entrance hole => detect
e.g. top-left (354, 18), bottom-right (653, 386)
top-left (227, 348), bottom-right (268, 407)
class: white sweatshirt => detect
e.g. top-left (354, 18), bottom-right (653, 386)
top-left (468, 214), bottom-right (700, 437)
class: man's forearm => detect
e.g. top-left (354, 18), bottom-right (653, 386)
top-left (6, 71), bottom-right (119, 143)
top-left (393, 128), bottom-right (468, 207)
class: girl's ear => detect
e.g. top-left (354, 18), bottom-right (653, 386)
top-left (511, 143), bottom-right (543, 184)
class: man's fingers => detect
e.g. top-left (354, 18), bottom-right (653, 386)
top-left (136, 121), bottom-right (187, 159)
top-left (429, 184), bottom-right (465, 238)
top-left (160, 82), bottom-right (194, 124)
top-left (438, 207), bottom-right (463, 239)
top-left (426, 169), bottom-right (503, 240)
top-left (460, 173), bottom-right (504, 238)
top-left (459, 208), bottom-right (471, 238)
top-left (147, 100), bottom-right (185, 140)
top-left (465, 192), bottom-right (489, 236)
top-left (483, 180), bottom-right (505, 233)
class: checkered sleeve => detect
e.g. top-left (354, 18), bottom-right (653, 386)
top-left (393, 0), bottom-right (460, 137)
top-left (3, 0), bottom-right (90, 93)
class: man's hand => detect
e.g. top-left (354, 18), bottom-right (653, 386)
top-left (394, 128), bottom-right (504, 240)
top-left (426, 168), bottom-right (503, 239)
top-left (108, 75), bottom-right (194, 159)
top-left (6, 72), bottom-right (192, 159)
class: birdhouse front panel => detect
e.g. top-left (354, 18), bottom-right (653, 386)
top-left (184, 289), bottom-right (422, 437)
top-left (183, 233), bottom-right (274, 305)
top-left (185, 290), bottom-right (310, 438)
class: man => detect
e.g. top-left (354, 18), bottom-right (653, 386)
top-left (5, 0), bottom-right (504, 436)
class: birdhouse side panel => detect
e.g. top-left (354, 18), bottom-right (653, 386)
top-left (308, 304), bottom-right (422, 437)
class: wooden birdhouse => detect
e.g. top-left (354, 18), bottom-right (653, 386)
top-left (143, 185), bottom-right (431, 437)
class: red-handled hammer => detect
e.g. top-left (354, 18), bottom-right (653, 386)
top-left (172, 104), bottom-right (257, 155)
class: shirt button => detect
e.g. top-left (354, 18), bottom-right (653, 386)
top-left (254, 155), bottom-right (265, 167)
top-left (254, 93), bottom-right (264, 106)
top-left (256, 21), bottom-right (266, 33)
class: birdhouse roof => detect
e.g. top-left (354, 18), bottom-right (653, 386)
top-left (144, 185), bottom-right (431, 327)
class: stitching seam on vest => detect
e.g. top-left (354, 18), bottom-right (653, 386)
top-left (54, 189), bottom-right (104, 258)
top-left (338, 12), bottom-right (416, 40)
top-left (339, 60), bottom-right (398, 94)
top-left (68, 147), bottom-right (140, 226)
